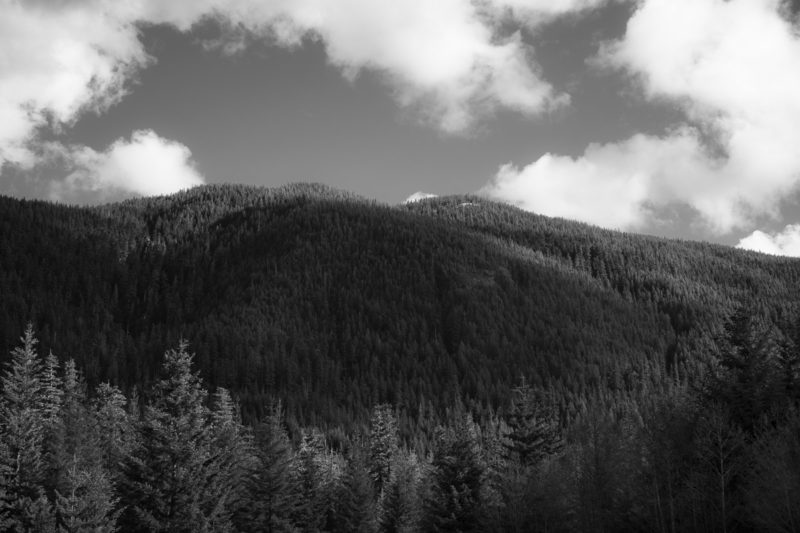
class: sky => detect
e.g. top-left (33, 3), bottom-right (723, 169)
top-left (2, 0), bottom-right (800, 255)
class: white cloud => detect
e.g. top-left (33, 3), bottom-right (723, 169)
top-left (0, 0), bottom-right (611, 200)
top-left (0, 0), bottom-right (148, 167)
top-left (188, 0), bottom-right (572, 133)
top-left (483, 0), bottom-right (800, 234)
top-left (737, 225), bottom-right (800, 257)
top-left (0, 0), bottom-right (588, 163)
top-left (50, 130), bottom-right (204, 203)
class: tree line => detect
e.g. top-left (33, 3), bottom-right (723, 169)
top-left (6, 184), bottom-right (800, 435)
top-left (2, 309), bottom-right (799, 532)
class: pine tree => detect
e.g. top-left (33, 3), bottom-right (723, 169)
top-left (54, 455), bottom-right (120, 533)
top-left (333, 443), bottom-right (375, 533)
top-left (423, 408), bottom-right (485, 533)
top-left (504, 378), bottom-right (563, 467)
top-left (711, 307), bottom-right (781, 433)
top-left (92, 383), bottom-right (133, 478)
top-left (120, 341), bottom-right (232, 532)
top-left (369, 404), bottom-right (399, 494)
top-left (210, 387), bottom-right (254, 527)
top-left (61, 360), bottom-right (86, 407)
top-left (379, 452), bottom-right (422, 533)
top-left (0, 325), bottom-right (56, 531)
top-left (239, 402), bottom-right (299, 533)
top-left (294, 428), bottom-right (344, 532)
top-left (41, 352), bottom-right (63, 427)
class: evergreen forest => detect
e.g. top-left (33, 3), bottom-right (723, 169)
top-left (2, 183), bottom-right (800, 531)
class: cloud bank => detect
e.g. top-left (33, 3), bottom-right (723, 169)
top-left (145, 0), bottom-right (576, 133)
top-left (737, 225), bottom-right (800, 257)
top-left (1, 0), bottom-right (604, 202)
top-left (483, 0), bottom-right (800, 236)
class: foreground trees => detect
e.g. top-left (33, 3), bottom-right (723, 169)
top-left (2, 313), bottom-right (800, 532)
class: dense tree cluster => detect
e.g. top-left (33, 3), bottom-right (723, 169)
top-left (1, 315), bottom-right (799, 532)
top-left (3, 183), bottom-right (800, 529)
top-left (3, 184), bottom-right (799, 435)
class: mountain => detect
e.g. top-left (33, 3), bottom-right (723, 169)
top-left (2, 183), bottom-right (799, 432)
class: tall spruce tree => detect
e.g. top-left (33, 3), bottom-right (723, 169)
top-left (92, 383), bottom-right (133, 479)
top-left (0, 325), bottom-right (56, 531)
top-left (504, 378), bottom-right (563, 467)
top-left (423, 408), bottom-right (485, 533)
top-left (379, 452), bottom-right (422, 533)
top-left (120, 341), bottom-right (232, 532)
top-left (333, 442), bottom-right (376, 533)
top-left (210, 387), bottom-right (254, 527)
top-left (711, 307), bottom-right (782, 433)
top-left (369, 404), bottom-right (399, 494)
top-left (239, 402), bottom-right (299, 533)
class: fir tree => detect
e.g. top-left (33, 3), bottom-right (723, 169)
top-left (54, 456), bottom-right (120, 533)
top-left (423, 409), bottom-right (485, 533)
top-left (92, 383), bottom-right (133, 478)
top-left (369, 404), bottom-right (399, 494)
top-left (120, 341), bottom-right (232, 532)
top-left (504, 378), bottom-right (563, 467)
top-left (210, 387), bottom-right (254, 527)
top-left (41, 352), bottom-right (63, 428)
top-left (334, 443), bottom-right (375, 533)
top-left (239, 402), bottom-right (299, 533)
top-left (379, 452), bottom-right (422, 533)
top-left (0, 325), bottom-right (55, 531)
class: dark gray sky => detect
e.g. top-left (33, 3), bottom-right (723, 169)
top-left (2, 0), bottom-right (800, 254)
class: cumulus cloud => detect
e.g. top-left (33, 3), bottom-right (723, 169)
top-left (0, 0), bottom-right (148, 167)
top-left (171, 0), bottom-right (572, 133)
top-left (483, 0), bottom-right (800, 234)
top-left (0, 0), bottom-right (611, 200)
top-left (48, 130), bottom-right (205, 203)
top-left (737, 225), bottom-right (800, 257)
top-left (0, 0), bottom-right (584, 162)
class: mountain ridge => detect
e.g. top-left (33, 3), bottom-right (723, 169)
top-left (1, 183), bottom-right (798, 430)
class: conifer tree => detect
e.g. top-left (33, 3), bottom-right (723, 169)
top-left (47, 358), bottom-right (102, 501)
top-left (210, 387), bottom-right (254, 526)
top-left (334, 443), bottom-right (375, 533)
top-left (55, 456), bottom-right (120, 533)
top-left (369, 404), bottom-right (399, 494)
top-left (239, 402), bottom-right (298, 533)
top-left (294, 428), bottom-right (344, 532)
top-left (712, 307), bottom-right (781, 433)
top-left (121, 341), bottom-right (231, 532)
top-left (379, 452), bottom-right (422, 533)
top-left (504, 378), bottom-right (562, 467)
top-left (423, 408), bottom-right (485, 533)
top-left (41, 352), bottom-right (63, 427)
top-left (0, 325), bottom-right (56, 530)
top-left (92, 383), bottom-right (133, 478)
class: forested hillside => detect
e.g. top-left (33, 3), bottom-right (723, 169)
top-left (3, 184), bottom-right (800, 531)
top-left (2, 183), bottom-right (800, 435)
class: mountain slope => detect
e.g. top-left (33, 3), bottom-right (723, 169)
top-left (1, 183), bottom-right (798, 430)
